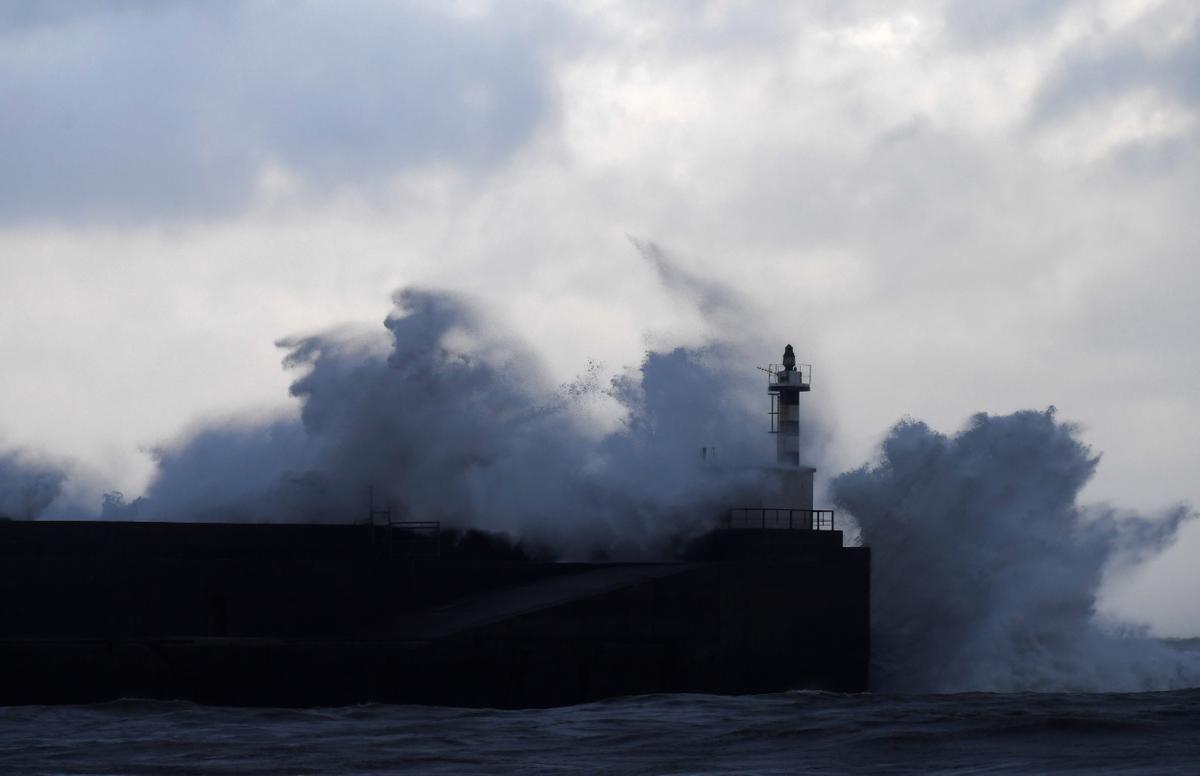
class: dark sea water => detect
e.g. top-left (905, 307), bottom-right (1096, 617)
top-left (2, 690), bottom-right (1198, 775)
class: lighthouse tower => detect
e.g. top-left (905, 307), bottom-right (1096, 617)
top-left (770, 344), bottom-right (809, 465)
top-left (718, 344), bottom-right (832, 531)
top-left (765, 344), bottom-right (815, 512)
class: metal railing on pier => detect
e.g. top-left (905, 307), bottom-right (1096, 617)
top-left (723, 508), bottom-right (835, 531)
top-left (366, 487), bottom-right (441, 559)
top-left (379, 519), bottom-right (441, 559)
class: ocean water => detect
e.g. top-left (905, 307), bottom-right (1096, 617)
top-left (2, 690), bottom-right (1198, 775)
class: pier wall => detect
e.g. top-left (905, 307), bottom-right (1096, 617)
top-left (0, 521), bottom-right (868, 706)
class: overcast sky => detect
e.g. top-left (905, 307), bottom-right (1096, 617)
top-left (1, 0), bottom-right (1197, 633)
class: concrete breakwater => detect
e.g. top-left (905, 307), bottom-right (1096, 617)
top-left (0, 520), bottom-right (869, 707)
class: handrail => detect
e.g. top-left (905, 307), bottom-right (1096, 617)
top-left (764, 363), bottom-right (812, 388)
top-left (386, 520), bottom-right (440, 533)
top-left (723, 508), bottom-right (835, 531)
top-left (383, 519), bottom-right (440, 559)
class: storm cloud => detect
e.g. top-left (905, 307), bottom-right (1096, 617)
top-left (0, 1), bottom-right (564, 222)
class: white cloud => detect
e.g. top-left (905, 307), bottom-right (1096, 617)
top-left (1035, 87), bottom-right (1197, 163)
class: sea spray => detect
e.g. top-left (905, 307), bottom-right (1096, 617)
top-left (832, 408), bottom-right (1200, 692)
top-left (125, 287), bottom-right (775, 557)
top-left (0, 445), bottom-right (65, 519)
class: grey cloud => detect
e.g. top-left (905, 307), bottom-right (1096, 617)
top-left (0, 1), bottom-right (566, 223)
top-left (0, 0), bottom-right (144, 33)
top-left (1032, 15), bottom-right (1200, 123)
top-left (942, 0), bottom-right (1067, 48)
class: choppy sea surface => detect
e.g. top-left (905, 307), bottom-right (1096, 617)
top-left (2, 690), bottom-right (1199, 775)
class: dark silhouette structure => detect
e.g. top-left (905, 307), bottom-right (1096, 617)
top-left (0, 347), bottom-right (869, 707)
top-left (0, 518), bottom-right (868, 707)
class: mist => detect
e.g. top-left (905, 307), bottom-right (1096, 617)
top-left (832, 409), bottom-right (1200, 693)
top-left (100, 281), bottom-right (782, 558)
top-left (0, 445), bottom-right (64, 520)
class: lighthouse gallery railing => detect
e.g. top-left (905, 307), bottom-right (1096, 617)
top-left (723, 508), bottom-right (835, 531)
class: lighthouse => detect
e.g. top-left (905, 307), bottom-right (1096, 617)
top-left (765, 344), bottom-right (815, 513)
top-left (770, 344), bottom-right (809, 466)
top-left (721, 345), bottom-right (827, 529)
